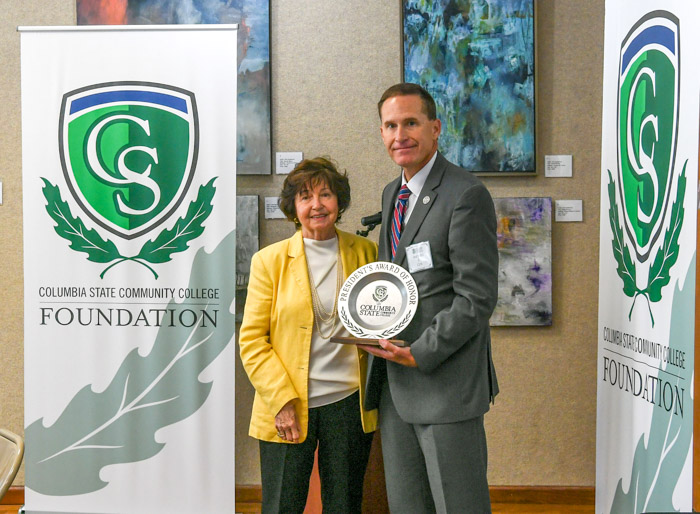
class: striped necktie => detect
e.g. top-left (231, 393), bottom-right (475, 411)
top-left (390, 185), bottom-right (411, 259)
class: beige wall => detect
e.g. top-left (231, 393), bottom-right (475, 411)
top-left (0, 0), bottom-right (77, 487)
top-left (1, 0), bottom-right (604, 488)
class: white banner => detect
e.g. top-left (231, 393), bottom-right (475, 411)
top-left (597, 3), bottom-right (698, 513)
top-left (21, 26), bottom-right (237, 513)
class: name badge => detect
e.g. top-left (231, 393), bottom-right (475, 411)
top-left (406, 241), bottom-right (433, 273)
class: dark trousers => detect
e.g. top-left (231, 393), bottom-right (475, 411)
top-left (259, 391), bottom-right (374, 514)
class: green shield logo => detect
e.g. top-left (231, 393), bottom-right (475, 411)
top-left (617, 12), bottom-right (679, 263)
top-left (607, 11), bottom-right (686, 323)
top-left (59, 82), bottom-right (198, 239)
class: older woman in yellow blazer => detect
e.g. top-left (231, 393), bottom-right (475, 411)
top-left (239, 157), bottom-right (378, 513)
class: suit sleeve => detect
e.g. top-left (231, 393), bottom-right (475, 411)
top-left (238, 252), bottom-right (300, 417)
top-left (409, 182), bottom-right (499, 373)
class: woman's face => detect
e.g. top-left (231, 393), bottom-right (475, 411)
top-left (294, 180), bottom-right (339, 240)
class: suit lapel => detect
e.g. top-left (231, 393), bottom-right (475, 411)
top-left (288, 231), bottom-right (313, 311)
top-left (290, 230), bottom-right (352, 306)
top-left (379, 177), bottom-right (402, 262)
top-left (393, 153), bottom-right (446, 265)
top-left (338, 230), bottom-right (358, 280)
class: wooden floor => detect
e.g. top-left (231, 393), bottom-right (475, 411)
top-left (492, 506), bottom-right (593, 513)
top-left (236, 506), bottom-right (594, 513)
top-left (236, 502), bottom-right (593, 513)
top-left (1, 504), bottom-right (595, 513)
top-left (2, 504), bottom-right (595, 513)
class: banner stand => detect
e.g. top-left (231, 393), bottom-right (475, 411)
top-left (20, 25), bottom-right (238, 514)
top-left (596, 4), bottom-right (699, 513)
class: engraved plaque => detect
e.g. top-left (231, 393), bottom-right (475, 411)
top-left (335, 262), bottom-right (418, 343)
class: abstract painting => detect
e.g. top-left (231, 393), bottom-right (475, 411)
top-left (236, 195), bottom-right (259, 321)
top-left (77, 0), bottom-right (272, 175)
top-left (403, 0), bottom-right (535, 175)
top-left (491, 197), bottom-right (551, 326)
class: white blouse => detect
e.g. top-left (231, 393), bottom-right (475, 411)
top-left (303, 236), bottom-right (359, 408)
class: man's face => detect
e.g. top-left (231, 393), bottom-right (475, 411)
top-left (380, 94), bottom-right (441, 179)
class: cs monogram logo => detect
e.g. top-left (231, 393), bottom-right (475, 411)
top-left (608, 12), bottom-right (686, 325)
top-left (43, 82), bottom-right (215, 278)
top-left (372, 285), bottom-right (388, 303)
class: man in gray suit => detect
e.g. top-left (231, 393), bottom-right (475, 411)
top-left (360, 83), bottom-right (499, 513)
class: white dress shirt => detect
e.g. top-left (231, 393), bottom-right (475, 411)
top-left (401, 151), bottom-right (438, 224)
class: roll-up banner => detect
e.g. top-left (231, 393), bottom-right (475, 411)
top-left (597, 2), bottom-right (699, 512)
top-left (20, 25), bottom-right (237, 513)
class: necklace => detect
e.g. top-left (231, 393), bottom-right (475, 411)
top-left (307, 245), bottom-right (343, 340)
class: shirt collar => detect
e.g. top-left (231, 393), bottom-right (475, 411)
top-left (402, 151), bottom-right (437, 195)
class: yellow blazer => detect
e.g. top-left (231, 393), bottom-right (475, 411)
top-left (239, 228), bottom-right (378, 443)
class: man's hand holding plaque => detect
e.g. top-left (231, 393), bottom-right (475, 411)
top-left (332, 262), bottom-right (418, 348)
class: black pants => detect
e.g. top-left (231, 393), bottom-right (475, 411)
top-left (259, 391), bottom-right (374, 514)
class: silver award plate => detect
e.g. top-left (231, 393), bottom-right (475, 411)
top-left (337, 262), bottom-right (418, 341)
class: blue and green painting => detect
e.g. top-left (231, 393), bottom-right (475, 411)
top-left (403, 0), bottom-right (535, 174)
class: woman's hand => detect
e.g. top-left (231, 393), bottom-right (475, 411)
top-left (275, 400), bottom-right (301, 443)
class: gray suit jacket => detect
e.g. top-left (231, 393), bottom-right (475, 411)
top-left (365, 152), bottom-right (499, 424)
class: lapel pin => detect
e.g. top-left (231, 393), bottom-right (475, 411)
top-left (422, 196), bottom-right (430, 204)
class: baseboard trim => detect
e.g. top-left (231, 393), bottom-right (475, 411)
top-left (236, 484), bottom-right (262, 503)
top-left (1, 486), bottom-right (24, 505)
top-left (489, 486), bottom-right (594, 504)
top-left (235, 484), bottom-right (595, 505)
top-left (3, 484), bottom-right (595, 507)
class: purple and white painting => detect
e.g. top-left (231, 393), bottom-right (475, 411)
top-left (236, 195), bottom-right (259, 321)
top-left (491, 197), bottom-right (552, 326)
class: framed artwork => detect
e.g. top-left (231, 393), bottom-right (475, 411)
top-left (236, 195), bottom-right (259, 321)
top-left (402, 0), bottom-right (535, 175)
top-left (76, 0), bottom-right (272, 175)
top-left (491, 197), bottom-right (551, 326)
